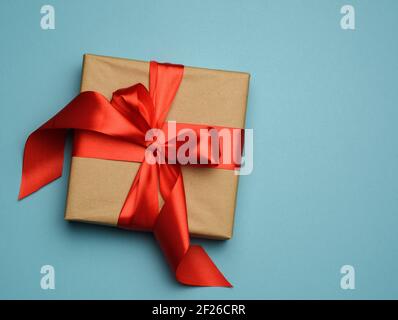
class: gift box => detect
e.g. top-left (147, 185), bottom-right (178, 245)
top-left (64, 54), bottom-right (250, 240)
top-left (19, 54), bottom-right (250, 286)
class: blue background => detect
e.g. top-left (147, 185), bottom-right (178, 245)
top-left (1, 0), bottom-right (397, 299)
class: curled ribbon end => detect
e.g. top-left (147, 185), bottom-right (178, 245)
top-left (18, 173), bottom-right (63, 201)
top-left (18, 184), bottom-right (29, 200)
top-left (175, 245), bottom-right (232, 288)
top-left (18, 188), bottom-right (35, 201)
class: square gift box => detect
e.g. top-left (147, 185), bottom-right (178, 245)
top-left (65, 54), bottom-right (250, 240)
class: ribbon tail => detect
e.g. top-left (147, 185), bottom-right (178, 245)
top-left (18, 91), bottom-right (147, 200)
top-left (19, 129), bottom-right (68, 199)
top-left (118, 162), bottom-right (160, 231)
top-left (154, 164), bottom-right (231, 287)
top-left (176, 245), bottom-right (232, 287)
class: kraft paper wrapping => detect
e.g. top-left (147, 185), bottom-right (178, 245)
top-left (65, 54), bottom-right (250, 239)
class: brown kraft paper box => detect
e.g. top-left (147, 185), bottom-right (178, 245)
top-left (65, 54), bottom-right (250, 240)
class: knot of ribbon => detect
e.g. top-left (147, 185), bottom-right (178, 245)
top-left (19, 61), bottom-right (237, 287)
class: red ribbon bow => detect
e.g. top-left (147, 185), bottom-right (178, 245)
top-left (19, 61), bottom-right (236, 287)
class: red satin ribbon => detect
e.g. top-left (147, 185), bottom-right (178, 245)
top-left (19, 61), bottom-right (238, 287)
